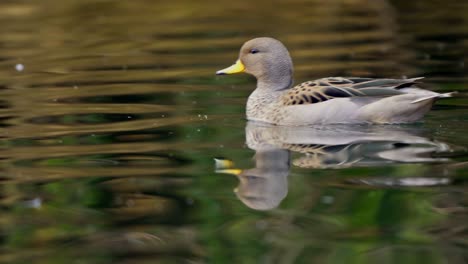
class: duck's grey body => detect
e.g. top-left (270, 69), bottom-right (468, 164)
top-left (217, 37), bottom-right (454, 125)
top-left (247, 85), bottom-right (450, 125)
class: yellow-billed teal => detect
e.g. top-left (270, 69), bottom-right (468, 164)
top-left (216, 37), bottom-right (455, 125)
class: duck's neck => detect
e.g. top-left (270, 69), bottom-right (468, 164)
top-left (246, 66), bottom-right (294, 122)
top-left (256, 68), bottom-right (294, 91)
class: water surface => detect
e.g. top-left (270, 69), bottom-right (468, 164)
top-left (0, 0), bottom-right (467, 263)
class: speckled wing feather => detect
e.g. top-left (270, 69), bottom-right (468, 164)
top-left (282, 77), bottom-right (423, 105)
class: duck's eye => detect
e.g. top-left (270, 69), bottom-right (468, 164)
top-left (249, 48), bottom-right (260, 54)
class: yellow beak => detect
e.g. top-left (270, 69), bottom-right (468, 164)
top-left (216, 59), bottom-right (245, 75)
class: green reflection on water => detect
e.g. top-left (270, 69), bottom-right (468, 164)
top-left (0, 0), bottom-right (467, 263)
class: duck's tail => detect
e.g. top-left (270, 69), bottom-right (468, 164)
top-left (411, 92), bottom-right (457, 104)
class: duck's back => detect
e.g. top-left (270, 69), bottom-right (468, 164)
top-left (281, 77), bottom-right (422, 106)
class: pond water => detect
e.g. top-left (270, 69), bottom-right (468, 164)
top-left (0, 0), bottom-right (467, 263)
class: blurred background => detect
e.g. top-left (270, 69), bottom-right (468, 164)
top-left (0, 0), bottom-right (467, 263)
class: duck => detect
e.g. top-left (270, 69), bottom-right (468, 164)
top-left (216, 37), bottom-right (454, 125)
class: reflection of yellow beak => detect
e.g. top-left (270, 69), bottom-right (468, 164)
top-left (216, 169), bottom-right (243, 175)
top-left (214, 158), bottom-right (242, 175)
top-left (216, 59), bottom-right (245, 75)
top-left (214, 158), bottom-right (234, 169)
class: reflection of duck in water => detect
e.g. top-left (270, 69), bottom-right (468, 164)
top-left (216, 38), bottom-right (454, 125)
top-left (216, 122), bottom-right (452, 210)
top-left (216, 149), bottom-right (290, 211)
top-left (245, 122), bottom-right (451, 168)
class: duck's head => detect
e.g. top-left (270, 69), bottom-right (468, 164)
top-left (216, 37), bottom-right (294, 90)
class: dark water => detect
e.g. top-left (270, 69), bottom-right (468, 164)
top-left (0, 0), bottom-right (467, 263)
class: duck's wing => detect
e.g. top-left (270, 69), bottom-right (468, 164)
top-left (282, 77), bottom-right (424, 105)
